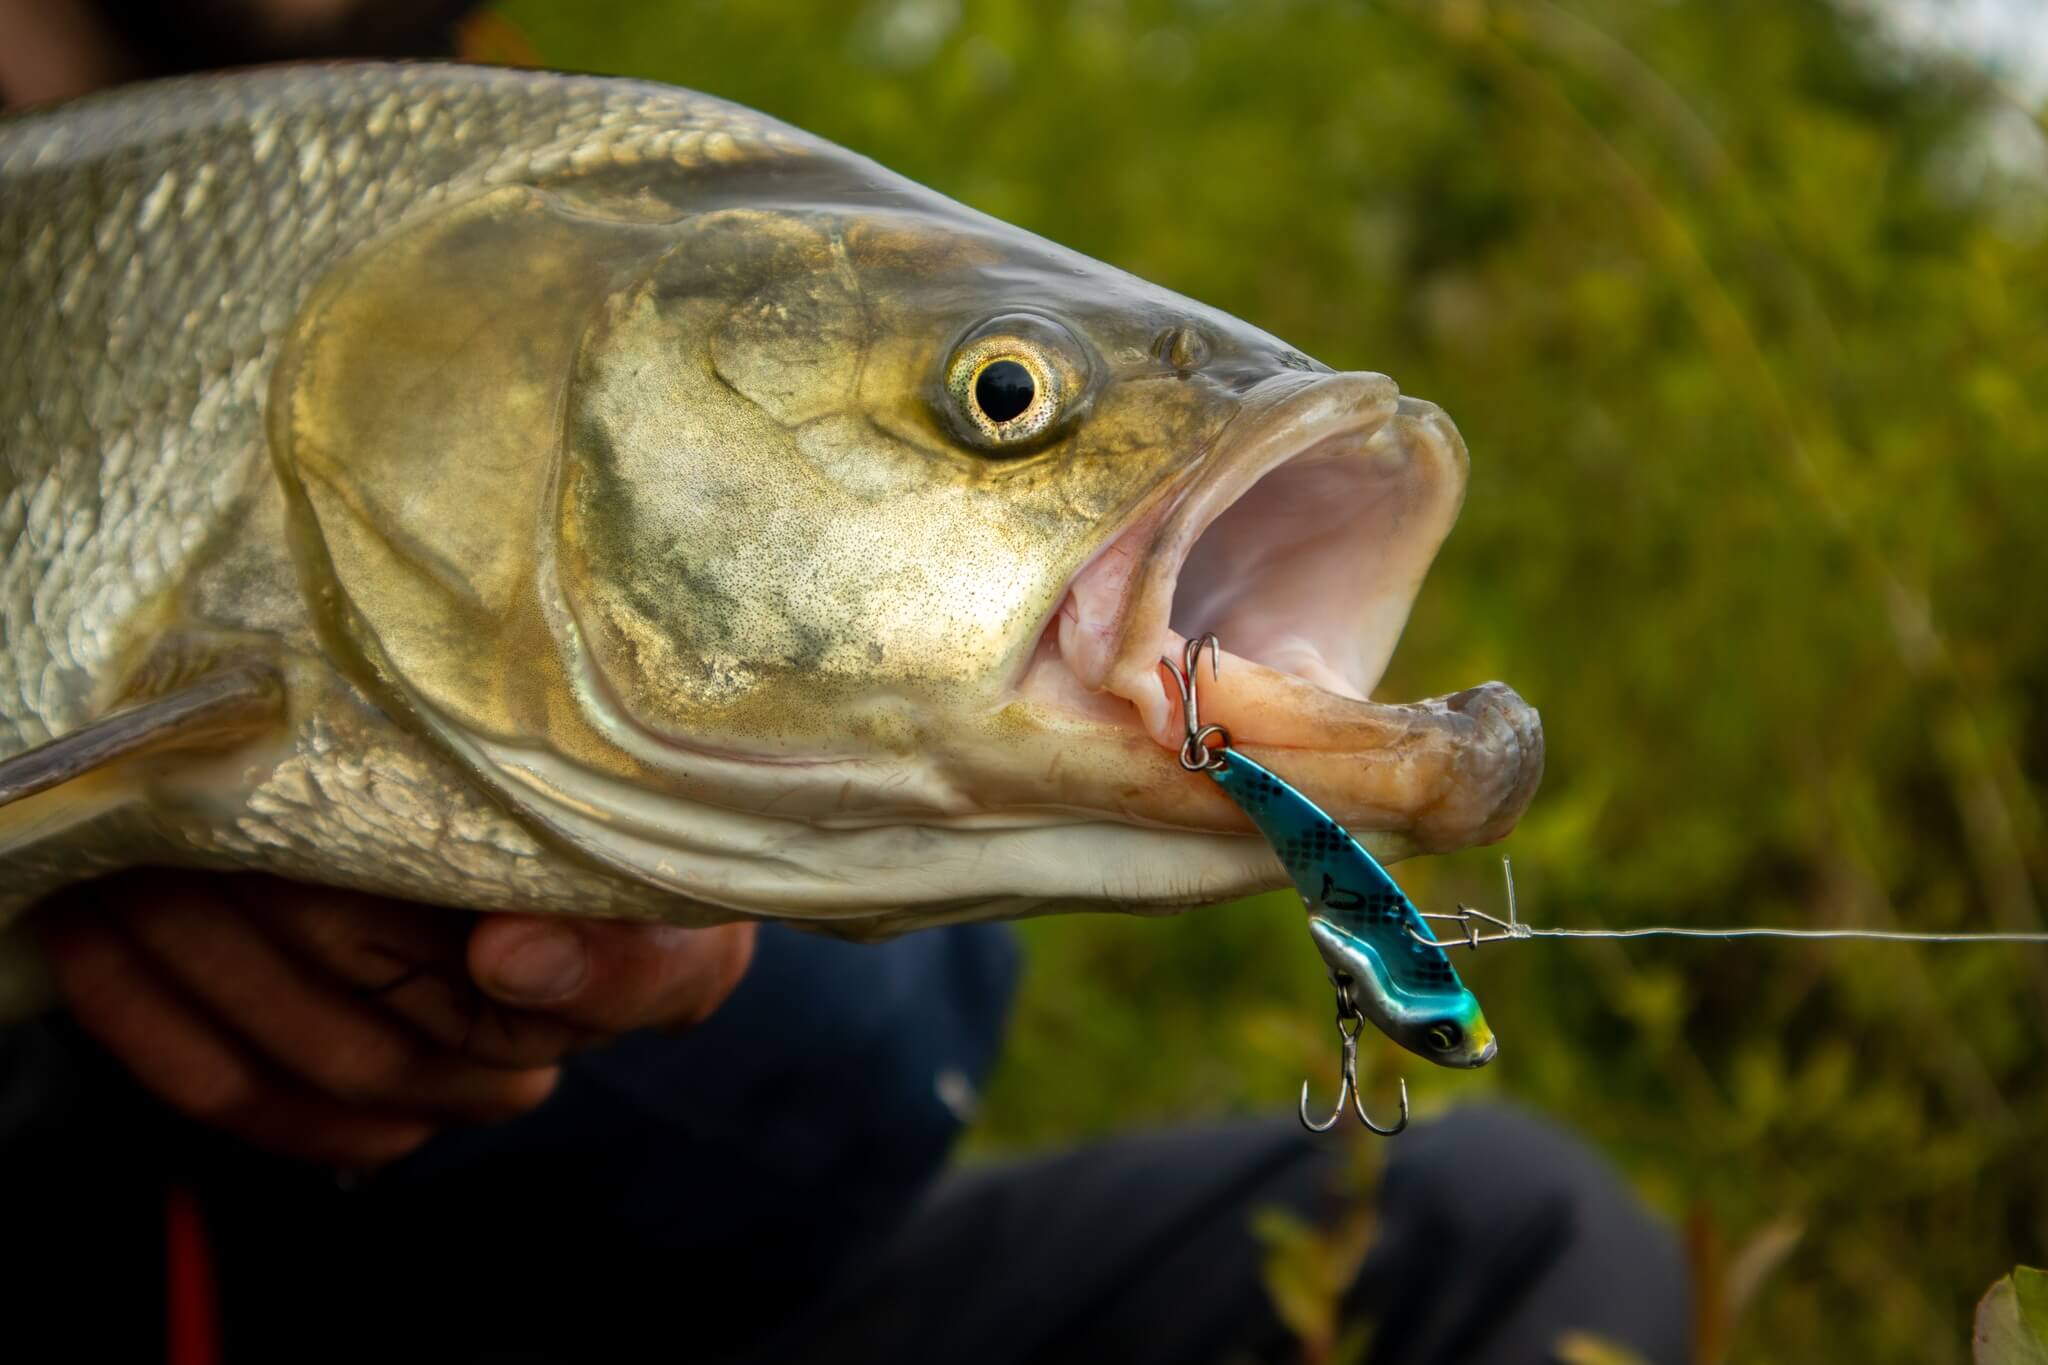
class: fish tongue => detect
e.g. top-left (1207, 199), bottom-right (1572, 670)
top-left (1120, 629), bottom-right (1385, 753)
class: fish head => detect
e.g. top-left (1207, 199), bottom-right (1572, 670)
top-left (551, 195), bottom-right (1255, 757)
top-left (274, 146), bottom-right (1541, 928)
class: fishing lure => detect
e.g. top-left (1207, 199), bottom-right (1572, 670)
top-left (1161, 636), bottom-right (1495, 1136)
top-left (1166, 631), bottom-right (2048, 1138)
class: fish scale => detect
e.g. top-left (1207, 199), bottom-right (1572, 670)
top-left (0, 65), bottom-right (808, 752)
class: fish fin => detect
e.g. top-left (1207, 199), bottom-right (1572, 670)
top-left (0, 662), bottom-right (284, 1024)
top-left (0, 662), bottom-right (285, 811)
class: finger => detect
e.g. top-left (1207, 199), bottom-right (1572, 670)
top-left (469, 916), bottom-right (756, 1035)
top-left (35, 900), bottom-right (436, 1168)
top-left (103, 874), bottom-right (559, 1122)
top-left (228, 877), bottom-right (588, 1069)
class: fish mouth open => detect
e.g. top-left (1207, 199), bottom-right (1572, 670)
top-left (1016, 371), bottom-right (1543, 854)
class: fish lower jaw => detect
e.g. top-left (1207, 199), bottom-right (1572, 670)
top-left (1019, 541), bottom-right (1544, 853)
top-left (1032, 597), bottom-right (1540, 811)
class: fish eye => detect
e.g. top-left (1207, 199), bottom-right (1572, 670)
top-left (1427, 1022), bottom-right (1462, 1052)
top-left (948, 341), bottom-right (1060, 447)
top-left (943, 316), bottom-right (1084, 452)
top-left (974, 359), bottom-right (1037, 423)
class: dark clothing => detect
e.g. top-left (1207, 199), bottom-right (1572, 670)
top-left (3, 923), bottom-right (1688, 1363)
top-left (5, 922), bottom-right (1017, 1360)
top-left (747, 1109), bottom-right (1690, 1365)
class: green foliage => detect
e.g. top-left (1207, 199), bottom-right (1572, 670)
top-left (1975, 1267), bottom-right (2048, 1365)
top-left (1251, 1201), bottom-right (1375, 1365)
top-left (1555, 1332), bottom-right (1653, 1365)
top-left (501, 1), bottom-right (2048, 1359)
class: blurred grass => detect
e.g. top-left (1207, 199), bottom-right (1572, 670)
top-left (500, 1), bottom-right (2047, 1358)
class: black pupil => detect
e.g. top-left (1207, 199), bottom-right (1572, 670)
top-left (1432, 1024), bottom-right (1460, 1049)
top-left (975, 359), bottom-right (1036, 424)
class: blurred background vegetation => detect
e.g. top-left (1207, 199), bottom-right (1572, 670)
top-left (498, 1), bottom-right (2046, 1358)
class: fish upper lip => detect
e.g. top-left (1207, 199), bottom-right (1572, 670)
top-left (1020, 369), bottom-right (1544, 853)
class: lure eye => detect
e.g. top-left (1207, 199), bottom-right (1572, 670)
top-left (1427, 1022), bottom-right (1462, 1053)
top-left (943, 314), bottom-right (1087, 452)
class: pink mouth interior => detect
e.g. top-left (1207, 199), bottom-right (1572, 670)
top-left (1016, 427), bottom-right (1434, 749)
top-left (1168, 440), bottom-right (1381, 701)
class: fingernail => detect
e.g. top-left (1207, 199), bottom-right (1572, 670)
top-left (487, 925), bottom-right (588, 1004)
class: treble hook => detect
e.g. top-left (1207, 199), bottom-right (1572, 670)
top-left (1158, 633), bottom-right (1231, 772)
top-left (1298, 980), bottom-right (1411, 1136)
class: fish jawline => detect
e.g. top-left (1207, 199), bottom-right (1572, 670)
top-left (441, 716), bottom-right (1284, 928)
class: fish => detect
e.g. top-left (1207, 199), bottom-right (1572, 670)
top-left (0, 63), bottom-right (1543, 998)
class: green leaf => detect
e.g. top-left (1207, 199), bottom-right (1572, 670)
top-left (2016, 1269), bottom-right (2048, 1351)
top-left (1251, 1206), bottom-right (1335, 1349)
top-left (1974, 1271), bottom-right (2048, 1365)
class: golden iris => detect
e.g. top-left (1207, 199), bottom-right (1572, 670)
top-left (947, 335), bottom-right (1063, 448)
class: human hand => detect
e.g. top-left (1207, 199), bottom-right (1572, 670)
top-left (34, 871), bottom-right (755, 1167)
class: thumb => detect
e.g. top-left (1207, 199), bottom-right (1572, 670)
top-left (468, 916), bottom-right (757, 1035)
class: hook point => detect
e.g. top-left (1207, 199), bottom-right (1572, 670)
top-left (1298, 1076), bottom-right (1343, 1133)
top-left (1356, 1074), bottom-right (1410, 1137)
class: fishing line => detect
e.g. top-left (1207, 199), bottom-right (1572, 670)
top-left (1413, 858), bottom-right (2048, 951)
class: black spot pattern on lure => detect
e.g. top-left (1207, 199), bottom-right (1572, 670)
top-left (1210, 750), bottom-right (1468, 1004)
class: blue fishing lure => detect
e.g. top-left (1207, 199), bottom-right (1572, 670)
top-left (1162, 635), bottom-right (1496, 1134)
top-left (1206, 746), bottom-right (1496, 1071)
